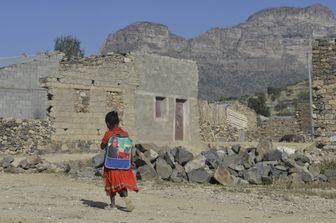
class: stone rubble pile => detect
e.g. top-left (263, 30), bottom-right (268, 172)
top-left (200, 121), bottom-right (238, 142)
top-left (0, 117), bottom-right (54, 154)
top-left (91, 141), bottom-right (336, 185)
top-left (0, 155), bottom-right (69, 174)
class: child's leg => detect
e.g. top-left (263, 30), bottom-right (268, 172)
top-left (119, 189), bottom-right (135, 212)
top-left (110, 194), bottom-right (116, 207)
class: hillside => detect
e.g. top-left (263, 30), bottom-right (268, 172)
top-left (101, 4), bottom-right (336, 100)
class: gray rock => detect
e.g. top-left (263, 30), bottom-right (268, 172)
top-left (263, 149), bottom-right (283, 161)
top-left (254, 162), bottom-right (272, 178)
top-left (4, 166), bottom-right (25, 174)
top-left (18, 159), bottom-right (30, 170)
top-left (170, 169), bottom-right (183, 183)
top-left (216, 149), bottom-right (227, 160)
top-left (281, 157), bottom-right (296, 168)
top-left (175, 146), bottom-right (194, 166)
top-left (1, 156), bottom-right (14, 168)
top-left (261, 176), bottom-right (273, 185)
top-left (174, 163), bottom-right (188, 180)
top-left (36, 163), bottom-right (51, 172)
top-left (27, 155), bottom-right (42, 167)
top-left (214, 165), bottom-right (235, 186)
top-left (92, 151), bottom-right (105, 168)
top-left (187, 168), bottom-right (211, 183)
top-left (243, 167), bottom-right (262, 184)
top-left (163, 151), bottom-right (176, 168)
top-left (137, 164), bottom-right (157, 180)
top-left (140, 143), bottom-right (161, 153)
top-left (300, 168), bottom-right (314, 182)
top-left (324, 169), bottom-right (336, 178)
top-left (257, 137), bottom-right (273, 156)
top-left (155, 158), bottom-right (172, 180)
top-left (144, 149), bottom-right (159, 162)
top-left (294, 153), bottom-right (311, 165)
top-left (184, 155), bottom-right (206, 173)
top-left (202, 149), bottom-right (221, 169)
top-left (228, 164), bottom-right (245, 172)
top-left (231, 144), bottom-right (241, 154)
top-left (317, 174), bottom-right (328, 182)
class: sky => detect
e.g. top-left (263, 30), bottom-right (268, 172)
top-left (0, 0), bottom-right (335, 57)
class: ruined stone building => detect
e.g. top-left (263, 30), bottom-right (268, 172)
top-left (40, 53), bottom-right (200, 148)
top-left (0, 52), bottom-right (200, 150)
top-left (312, 38), bottom-right (336, 150)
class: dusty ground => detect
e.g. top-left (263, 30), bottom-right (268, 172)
top-left (0, 173), bottom-right (335, 223)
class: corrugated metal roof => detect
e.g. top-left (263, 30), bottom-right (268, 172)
top-left (0, 55), bottom-right (38, 68)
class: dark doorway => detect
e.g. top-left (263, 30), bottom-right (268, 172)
top-left (175, 99), bottom-right (186, 140)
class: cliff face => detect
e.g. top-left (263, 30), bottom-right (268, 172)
top-left (101, 4), bottom-right (336, 100)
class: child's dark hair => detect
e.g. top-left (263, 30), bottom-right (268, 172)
top-left (105, 111), bottom-right (119, 128)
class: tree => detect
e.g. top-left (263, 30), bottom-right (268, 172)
top-left (54, 35), bottom-right (84, 59)
top-left (247, 92), bottom-right (270, 117)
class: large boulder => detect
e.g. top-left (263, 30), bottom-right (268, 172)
top-left (155, 158), bottom-right (172, 180)
top-left (144, 149), bottom-right (159, 162)
top-left (214, 165), bottom-right (235, 186)
top-left (243, 167), bottom-right (262, 184)
top-left (187, 168), bottom-right (211, 183)
top-left (0, 156), bottom-right (14, 168)
top-left (137, 164), bottom-right (157, 180)
top-left (175, 146), bottom-right (194, 166)
top-left (202, 149), bottom-right (221, 169)
top-left (184, 155), bottom-right (206, 173)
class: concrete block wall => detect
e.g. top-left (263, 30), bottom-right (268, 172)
top-left (0, 53), bottom-right (62, 119)
top-left (133, 53), bottom-right (201, 148)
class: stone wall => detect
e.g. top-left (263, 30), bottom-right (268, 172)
top-left (41, 54), bottom-right (138, 143)
top-left (312, 39), bottom-right (336, 150)
top-left (0, 52), bottom-right (62, 119)
top-left (199, 101), bottom-right (257, 142)
top-left (247, 117), bottom-right (301, 142)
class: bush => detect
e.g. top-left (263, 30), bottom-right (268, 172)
top-left (54, 35), bottom-right (84, 59)
top-left (247, 92), bottom-right (270, 117)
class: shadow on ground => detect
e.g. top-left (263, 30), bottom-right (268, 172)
top-left (81, 199), bottom-right (108, 209)
top-left (80, 199), bottom-right (129, 212)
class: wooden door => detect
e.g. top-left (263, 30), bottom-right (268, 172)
top-left (175, 101), bottom-right (184, 140)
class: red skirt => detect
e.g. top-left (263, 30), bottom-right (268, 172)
top-left (104, 168), bottom-right (138, 196)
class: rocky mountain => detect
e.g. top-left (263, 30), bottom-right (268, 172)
top-left (101, 4), bottom-right (336, 100)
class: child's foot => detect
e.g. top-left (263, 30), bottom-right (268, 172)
top-left (124, 197), bottom-right (135, 212)
top-left (104, 204), bottom-right (116, 210)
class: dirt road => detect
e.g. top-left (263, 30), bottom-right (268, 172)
top-left (0, 173), bottom-right (335, 223)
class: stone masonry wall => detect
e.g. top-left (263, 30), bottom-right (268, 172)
top-left (312, 39), bottom-right (336, 150)
top-left (41, 54), bottom-right (138, 143)
top-left (0, 52), bottom-right (62, 119)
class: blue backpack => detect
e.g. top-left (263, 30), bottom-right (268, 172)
top-left (104, 134), bottom-right (133, 170)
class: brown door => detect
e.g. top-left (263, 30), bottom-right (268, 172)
top-left (175, 100), bottom-right (184, 140)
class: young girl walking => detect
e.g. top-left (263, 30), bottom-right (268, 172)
top-left (101, 111), bottom-right (138, 211)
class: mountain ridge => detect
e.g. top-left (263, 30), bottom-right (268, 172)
top-left (101, 4), bottom-right (336, 100)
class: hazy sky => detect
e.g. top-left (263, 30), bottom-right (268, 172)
top-left (0, 0), bottom-right (335, 57)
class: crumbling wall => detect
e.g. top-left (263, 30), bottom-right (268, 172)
top-left (199, 101), bottom-right (257, 142)
top-left (0, 117), bottom-right (54, 154)
top-left (41, 54), bottom-right (138, 144)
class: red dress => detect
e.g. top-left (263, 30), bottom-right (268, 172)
top-left (101, 127), bottom-right (138, 196)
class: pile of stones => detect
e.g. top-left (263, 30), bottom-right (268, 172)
top-left (0, 117), bottom-right (54, 154)
top-left (92, 140), bottom-right (336, 186)
top-left (0, 155), bottom-right (69, 174)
